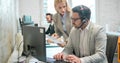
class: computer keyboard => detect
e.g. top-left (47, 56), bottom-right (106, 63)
top-left (46, 57), bottom-right (70, 63)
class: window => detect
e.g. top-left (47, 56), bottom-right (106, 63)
top-left (42, 0), bottom-right (55, 29)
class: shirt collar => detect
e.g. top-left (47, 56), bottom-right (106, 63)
top-left (63, 12), bottom-right (67, 18)
top-left (60, 12), bottom-right (67, 19)
top-left (50, 21), bottom-right (54, 25)
top-left (86, 22), bottom-right (90, 30)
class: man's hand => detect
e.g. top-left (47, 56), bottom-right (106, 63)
top-left (47, 39), bottom-right (53, 44)
top-left (51, 33), bottom-right (59, 39)
top-left (53, 53), bottom-right (64, 60)
top-left (66, 55), bottom-right (81, 63)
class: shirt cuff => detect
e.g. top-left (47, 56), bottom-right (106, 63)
top-left (46, 38), bottom-right (48, 40)
top-left (80, 58), bottom-right (85, 63)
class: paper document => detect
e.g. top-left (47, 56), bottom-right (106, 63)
top-left (46, 35), bottom-right (63, 44)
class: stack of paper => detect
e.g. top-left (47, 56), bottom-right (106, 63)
top-left (46, 35), bottom-right (63, 44)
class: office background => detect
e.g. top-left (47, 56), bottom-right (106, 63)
top-left (0, 0), bottom-right (120, 63)
top-left (19, 0), bottom-right (120, 32)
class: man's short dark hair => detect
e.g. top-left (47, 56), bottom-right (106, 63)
top-left (72, 5), bottom-right (91, 22)
top-left (46, 13), bottom-right (53, 20)
top-left (46, 13), bottom-right (53, 17)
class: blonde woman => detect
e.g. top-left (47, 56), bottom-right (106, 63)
top-left (52, 0), bottom-right (72, 47)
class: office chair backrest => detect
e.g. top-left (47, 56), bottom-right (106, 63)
top-left (106, 33), bottom-right (118, 63)
top-left (118, 36), bottom-right (120, 62)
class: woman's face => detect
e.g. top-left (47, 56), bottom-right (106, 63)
top-left (56, 2), bottom-right (67, 16)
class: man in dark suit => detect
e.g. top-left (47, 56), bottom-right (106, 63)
top-left (45, 13), bottom-right (55, 36)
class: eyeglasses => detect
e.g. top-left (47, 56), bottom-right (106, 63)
top-left (71, 18), bottom-right (81, 22)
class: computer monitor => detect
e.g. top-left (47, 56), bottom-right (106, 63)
top-left (22, 15), bottom-right (34, 25)
top-left (22, 25), bottom-right (46, 62)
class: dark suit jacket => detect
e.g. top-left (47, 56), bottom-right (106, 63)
top-left (46, 24), bottom-right (55, 36)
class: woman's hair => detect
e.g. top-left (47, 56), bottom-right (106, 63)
top-left (54, 0), bottom-right (71, 13)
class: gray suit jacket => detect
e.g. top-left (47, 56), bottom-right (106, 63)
top-left (53, 12), bottom-right (72, 41)
top-left (63, 22), bottom-right (108, 63)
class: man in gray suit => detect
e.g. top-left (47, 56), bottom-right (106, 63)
top-left (53, 5), bottom-right (108, 63)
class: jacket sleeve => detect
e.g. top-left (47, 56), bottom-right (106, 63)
top-left (62, 35), bottom-right (74, 55)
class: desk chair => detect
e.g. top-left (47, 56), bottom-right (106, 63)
top-left (106, 33), bottom-right (118, 63)
top-left (118, 36), bottom-right (120, 62)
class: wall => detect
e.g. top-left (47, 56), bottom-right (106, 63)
top-left (96, 0), bottom-right (120, 32)
top-left (19, 0), bottom-right (41, 24)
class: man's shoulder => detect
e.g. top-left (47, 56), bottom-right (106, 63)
top-left (90, 22), bottom-right (105, 35)
top-left (90, 22), bottom-right (103, 30)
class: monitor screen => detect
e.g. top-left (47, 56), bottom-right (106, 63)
top-left (22, 25), bottom-right (46, 62)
